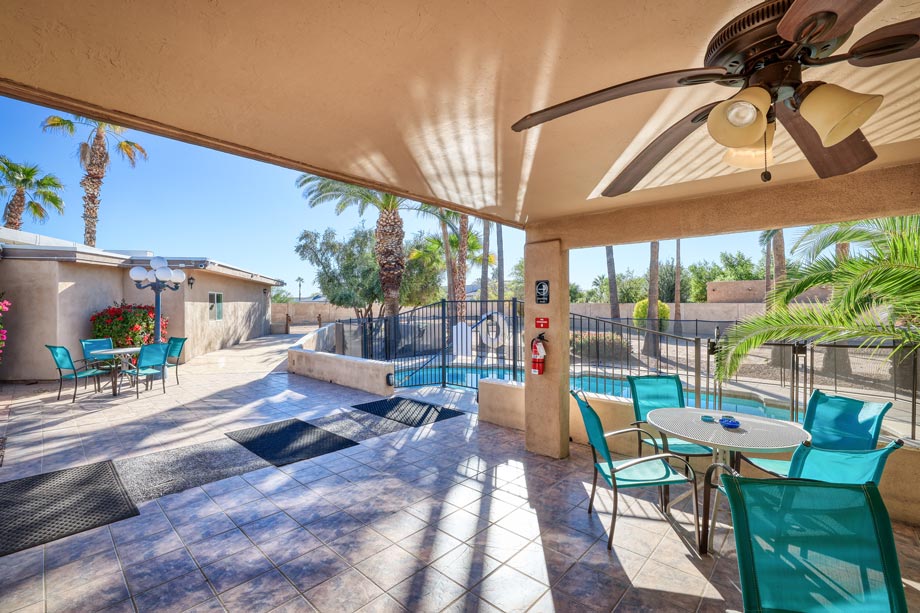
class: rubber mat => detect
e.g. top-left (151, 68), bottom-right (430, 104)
top-left (225, 419), bottom-right (358, 467)
top-left (0, 461), bottom-right (138, 556)
top-left (309, 410), bottom-right (415, 442)
top-left (351, 397), bottom-right (464, 426)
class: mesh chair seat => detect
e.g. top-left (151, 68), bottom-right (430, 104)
top-left (642, 437), bottom-right (712, 457)
top-left (722, 475), bottom-right (908, 612)
top-left (598, 458), bottom-right (690, 489)
top-left (62, 368), bottom-right (107, 380)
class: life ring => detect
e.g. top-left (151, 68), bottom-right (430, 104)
top-left (479, 313), bottom-right (506, 349)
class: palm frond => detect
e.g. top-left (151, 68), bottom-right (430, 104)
top-left (116, 140), bottom-right (148, 166)
top-left (769, 256), bottom-right (837, 306)
top-left (78, 142), bottom-right (92, 169)
top-left (25, 201), bottom-right (49, 222)
top-left (41, 115), bottom-right (76, 135)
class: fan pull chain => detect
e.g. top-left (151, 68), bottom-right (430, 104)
top-left (760, 126), bottom-right (772, 183)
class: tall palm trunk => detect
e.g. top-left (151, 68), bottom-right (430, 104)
top-left (769, 229), bottom-right (787, 365)
top-left (826, 241), bottom-right (853, 376)
top-left (4, 188), bottom-right (26, 230)
top-left (496, 224), bottom-right (505, 302)
top-left (374, 209), bottom-right (406, 317)
top-left (674, 239), bottom-right (682, 334)
top-left (643, 241), bottom-right (660, 357)
top-left (764, 239), bottom-right (773, 296)
top-left (605, 246), bottom-right (620, 318)
top-left (440, 219), bottom-right (456, 302)
top-left (454, 215), bottom-right (469, 318)
top-left (480, 220), bottom-right (490, 301)
top-left (81, 126), bottom-right (109, 247)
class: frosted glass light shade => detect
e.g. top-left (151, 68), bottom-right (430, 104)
top-left (155, 267), bottom-right (173, 281)
top-left (150, 256), bottom-right (168, 270)
top-left (723, 122), bottom-right (776, 169)
top-left (707, 87), bottom-right (771, 147)
top-left (799, 83), bottom-right (883, 147)
top-left (171, 269), bottom-right (186, 283)
top-left (129, 266), bottom-right (148, 282)
top-left (145, 270), bottom-right (157, 282)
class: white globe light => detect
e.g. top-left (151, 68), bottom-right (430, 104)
top-left (171, 269), bottom-right (186, 283)
top-left (129, 266), bottom-right (148, 282)
top-left (145, 270), bottom-right (157, 282)
top-left (725, 101), bottom-right (758, 127)
top-left (155, 266), bottom-right (173, 281)
top-left (150, 256), bottom-right (168, 270)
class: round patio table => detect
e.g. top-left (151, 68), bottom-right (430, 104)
top-left (646, 407), bottom-right (809, 554)
top-left (90, 346), bottom-right (141, 397)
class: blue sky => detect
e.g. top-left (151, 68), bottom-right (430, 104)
top-left (1, 96), bottom-right (794, 295)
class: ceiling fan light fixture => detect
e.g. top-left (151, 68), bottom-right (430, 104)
top-left (707, 86), bottom-right (772, 148)
top-left (798, 83), bottom-right (883, 147)
top-left (723, 122), bottom-right (776, 169)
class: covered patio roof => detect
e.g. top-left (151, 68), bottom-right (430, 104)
top-left (2, 1), bottom-right (918, 236)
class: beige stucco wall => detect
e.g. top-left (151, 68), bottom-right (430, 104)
top-left (0, 260), bottom-right (60, 380)
top-left (272, 302), bottom-right (368, 325)
top-left (707, 281), bottom-right (831, 304)
top-left (287, 347), bottom-right (394, 396)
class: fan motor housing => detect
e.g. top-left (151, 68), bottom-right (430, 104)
top-left (704, 0), bottom-right (850, 85)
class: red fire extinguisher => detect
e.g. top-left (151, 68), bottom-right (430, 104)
top-left (531, 333), bottom-right (547, 375)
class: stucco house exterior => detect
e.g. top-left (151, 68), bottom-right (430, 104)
top-left (0, 228), bottom-right (280, 381)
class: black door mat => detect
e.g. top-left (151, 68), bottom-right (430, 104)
top-left (309, 410), bottom-right (414, 442)
top-left (115, 439), bottom-right (273, 502)
top-left (225, 419), bottom-right (358, 467)
top-left (0, 461), bottom-right (138, 557)
top-left (351, 397), bottom-right (464, 427)
top-left (0, 437), bottom-right (5, 468)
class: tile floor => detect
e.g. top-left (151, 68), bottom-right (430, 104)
top-left (1, 335), bottom-right (919, 612)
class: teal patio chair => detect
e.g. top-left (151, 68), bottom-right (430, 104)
top-left (122, 343), bottom-right (169, 398)
top-left (627, 375), bottom-right (712, 461)
top-left (741, 389), bottom-right (893, 477)
top-left (80, 337), bottom-right (115, 366)
top-left (45, 345), bottom-right (106, 402)
top-left (571, 389), bottom-right (699, 549)
top-left (165, 337), bottom-right (187, 385)
top-left (721, 474), bottom-right (908, 612)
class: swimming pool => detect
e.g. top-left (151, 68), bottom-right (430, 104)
top-left (396, 366), bottom-right (792, 420)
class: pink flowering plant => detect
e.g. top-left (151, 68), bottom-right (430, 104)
top-left (90, 301), bottom-right (167, 347)
top-left (0, 294), bottom-right (9, 363)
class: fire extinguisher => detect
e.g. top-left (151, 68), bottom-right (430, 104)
top-left (531, 333), bottom-right (547, 375)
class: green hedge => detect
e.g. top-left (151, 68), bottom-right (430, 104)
top-left (570, 331), bottom-right (631, 363)
top-left (633, 298), bottom-right (670, 332)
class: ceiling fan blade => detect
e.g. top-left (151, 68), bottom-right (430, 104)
top-left (777, 0), bottom-right (882, 43)
top-left (848, 17), bottom-right (920, 67)
top-left (511, 67), bottom-right (728, 132)
top-left (775, 103), bottom-right (877, 179)
top-left (602, 101), bottom-right (719, 197)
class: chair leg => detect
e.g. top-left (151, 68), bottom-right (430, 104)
top-left (161, 369), bottom-right (166, 394)
top-left (57, 378), bottom-right (63, 401)
top-left (175, 365), bottom-right (180, 386)
top-left (588, 467), bottom-right (598, 515)
top-left (607, 488), bottom-right (619, 550)
top-left (72, 378), bottom-right (79, 403)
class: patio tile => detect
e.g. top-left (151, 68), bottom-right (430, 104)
top-left (355, 594), bottom-right (407, 613)
top-left (355, 545), bottom-right (426, 591)
top-left (535, 525), bottom-right (600, 560)
top-left (163, 497), bottom-right (223, 526)
top-left (210, 484), bottom-right (264, 510)
top-left (431, 509), bottom-right (489, 543)
top-left (110, 511), bottom-right (173, 547)
top-left (268, 596), bottom-right (319, 612)
top-left (240, 512), bottom-right (301, 545)
top-left (46, 571), bottom-right (130, 613)
top-left (243, 469), bottom-right (300, 496)
top-left (219, 569), bottom-right (300, 613)
top-left (553, 562), bottom-right (630, 609)
top-left (397, 528), bottom-right (464, 563)
top-left (225, 498), bottom-right (282, 526)
top-left (472, 564), bottom-right (548, 612)
top-left (578, 541), bottom-right (649, 580)
top-left (45, 548), bottom-right (121, 594)
top-left (388, 567), bottom-right (467, 613)
top-left (368, 510), bottom-right (428, 542)
top-left (429, 543), bottom-right (502, 589)
top-left (116, 528), bottom-right (184, 567)
top-left (202, 476), bottom-right (249, 498)
top-left (202, 547), bottom-right (274, 593)
top-left (304, 512), bottom-right (364, 543)
top-left (328, 527), bottom-right (392, 565)
top-left (267, 486), bottom-right (322, 511)
top-left (465, 525), bottom-right (530, 563)
top-left (304, 568), bottom-right (383, 613)
top-left (279, 545), bottom-right (350, 592)
top-left (506, 542), bottom-right (578, 587)
top-left (0, 572), bottom-right (43, 613)
top-left (188, 528), bottom-right (254, 567)
top-left (133, 570), bottom-right (215, 613)
top-left (158, 487), bottom-right (212, 512)
top-left (175, 512), bottom-right (237, 545)
top-left (257, 527), bottom-right (323, 566)
top-left (285, 498), bottom-right (341, 526)
top-left (124, 547), bottom-right (199, 594)
top-left (184, 598), bottom-right (228, 612)
top-left (529, 590), bottom-right (608, 613)
top-left (0, 547), bottom-right (43, 583)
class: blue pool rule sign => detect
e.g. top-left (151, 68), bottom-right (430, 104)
top-left (535, 280), bottom-right (550, 304)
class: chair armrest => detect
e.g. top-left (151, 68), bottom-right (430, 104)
top-left (736, 453), bottom-right (785, 477)
top-left (603, 427), bottom-right (660, 454)
top-left (612, 453), bottom-right (697, 481)
top-left (703, 462), bottom-right (739, 495)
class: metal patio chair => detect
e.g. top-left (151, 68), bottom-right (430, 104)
top-left (165, 337), bottom-right (187, 385)
top-left (571, 389), bottom-right (700, 549)
top-left (627, 375), bottom-right (712, 462)
top-left (721, 474), bottom-right (908, 612)
top-left (45, 345), bottom-right (106, 402)
top-left (121, 343), bottom-right (169, 398)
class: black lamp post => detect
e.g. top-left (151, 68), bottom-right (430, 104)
top-left (129, 256), bottom-right (185, 343)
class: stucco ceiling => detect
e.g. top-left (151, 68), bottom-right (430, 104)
top-left (1, 1), bottom-right (918, 228)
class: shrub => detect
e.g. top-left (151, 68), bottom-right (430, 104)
top-left (90, 301), bottom-right (167, 347)
top-left (633, 298), bottom-right (670, 331)
top-left (570, 331), bottom-right (631, 363)
top-left (0, 294), bottom-right (9, 364)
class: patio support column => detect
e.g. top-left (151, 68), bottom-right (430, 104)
top-left (524, 238), bottom-right (570, 458)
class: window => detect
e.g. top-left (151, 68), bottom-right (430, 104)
top-left (208, 292), bottom-right (223, 321)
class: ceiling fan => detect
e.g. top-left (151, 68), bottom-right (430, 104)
top-left (511, 0), bottom-right (920, 197)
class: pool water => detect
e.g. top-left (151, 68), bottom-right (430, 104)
top-left (397, 366), bottom-right (792, 421)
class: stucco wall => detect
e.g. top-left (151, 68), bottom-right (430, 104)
top-left (271, 302), bottom-right (364, 325)
top-left (287, 347), bottom-right (394, 396)
top-left (0, 260), bottom-right (60, 380)
top-left (707, 280), bottom-right (831, 304)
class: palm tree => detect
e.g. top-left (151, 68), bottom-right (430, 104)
top-left (409, 232), bottom-right (492, 279)
top-left (773, 228), bottom-right (787, 290)
top-left (758, 229), bottom-right (776, 298)
top-left (42, 115), bottom-right (147, 247)
top-left (496, 224), bottom-right (505, 302)
top-left (0, 158), bottom-right (65, 230)
top-left (454, 214), bottom-right (471, 317)
top-left (480, 220), bottom-right (490, 301)
top-left (716, 215), bottom-right (920, 381)
top-left (296, 176), bottom-right (407, 317)
top-left (295, 276), bottom-right (304, 301)
top-left (605, 246), bottom-right (620, 318)
top-left (674, 239), bottom-right (682, 320)
top-left (414, 204), bottom-right (458, 302)
top-left (643, 241), bottom-right (660, 357)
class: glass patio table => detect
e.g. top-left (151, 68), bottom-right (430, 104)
top-left (90, 346), bottom-right (141, 396)
top-left (646, 407), bottom-right (810, 554)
